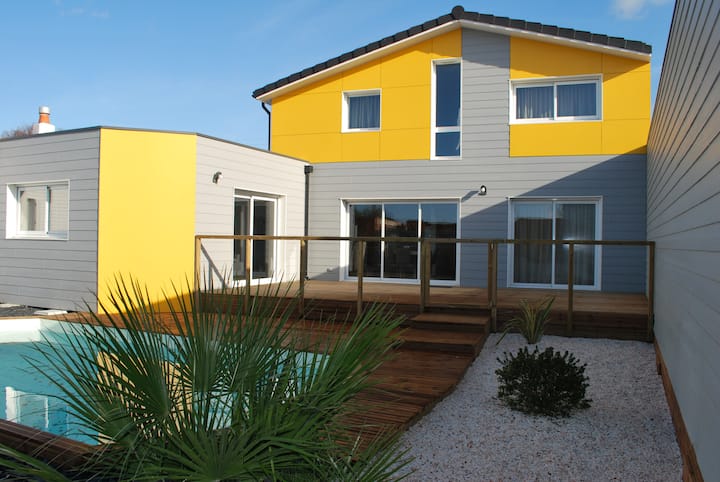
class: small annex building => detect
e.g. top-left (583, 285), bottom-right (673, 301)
top-left (0, 126), bottom-right (307, 311)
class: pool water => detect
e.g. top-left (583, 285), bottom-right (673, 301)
top-left (0, 318), bottom-right (92, 442)
top-left (0, 318), bottom-right (326, 445)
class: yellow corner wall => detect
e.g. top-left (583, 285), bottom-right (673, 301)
top-left (509, 37), bottom-right (650, 157)
top-left (97, 129), bottom-right (197, 313)
top-left (271, 29), bottom-right (461, 163)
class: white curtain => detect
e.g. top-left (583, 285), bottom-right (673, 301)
top-left (348, 95), bottom-right (380, 129)
top-left (516, 85), bottom-right (553, 119)
top-left (554, 203), bottom-right (596, 286)
top-left (557, 83), bottom-right (596, 117)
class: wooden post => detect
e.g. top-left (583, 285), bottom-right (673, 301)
top-left (356, 240), bottom-right (365, 317)
top-left (299, 239), bottom-right (307, 317)
top-left (567, 242), bottom-right (574, 336)
top-left (244, 237), bottom-right (252, 317)
top-left (420, 240), bottom-right (430, 313)
top-left (490, 241), bottom-right (498, 332)
top-left (194, 236), bottom-right (202, 310)
top-left (647, 242), bottom-right (655, 342)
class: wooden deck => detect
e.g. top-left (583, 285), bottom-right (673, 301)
top-left (211, 280), bottom-right (651, 340)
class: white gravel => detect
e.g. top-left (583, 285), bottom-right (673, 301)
top-left (399, 333), bottom-right (682, 481)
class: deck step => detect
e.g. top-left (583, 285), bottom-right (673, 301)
top-left (399, 327), bottom-right (487, 356)
top-left (410, 312), bottom-right (489, 333)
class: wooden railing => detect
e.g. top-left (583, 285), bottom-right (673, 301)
top-left (194, 235), bottom-right (655, 339)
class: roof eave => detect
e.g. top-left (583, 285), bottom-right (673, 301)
top-left (459, 20), bottom-right (652, 62)
top-left (256, 19), bottom-right (651, 103)
top-left (255, 21), bottom-right (460, 103)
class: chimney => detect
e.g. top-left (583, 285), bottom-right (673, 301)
top-left (31, 106), bottom-right (56, 134)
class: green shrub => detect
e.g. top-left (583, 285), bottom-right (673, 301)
top-left (496, 295), bottom-right (554, 345)
top-left (496, 346), bottom-right (591, 417)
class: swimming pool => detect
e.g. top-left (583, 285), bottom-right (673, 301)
top-left (0, 317), bottom-right (327, 445)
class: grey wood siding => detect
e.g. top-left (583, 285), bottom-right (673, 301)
top-left (647, 0), bottom-right (720, 479)
top-left (0, 130), bottom-right (100, 311)
top-left (306, 29), bottom-right (646, 293)
top-left (195, 136), bottom-right (307, 287)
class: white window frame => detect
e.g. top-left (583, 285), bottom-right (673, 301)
top-left (431, 58), bottom-right (462, 160)
top-left (5, 181), bottom-right (69, 240)
top-left (341, 89), bottom-right (381, 132)
top-left (340, 198), bottom-right (461, 286)
top-left (233, 191), bottom-right (279, 285)
top-left (507, 197), bottom-right (602, 291)
top-left (510, 75), bottom-right (603, 124)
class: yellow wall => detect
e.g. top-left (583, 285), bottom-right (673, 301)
top-left (271, 29), bottom-right (461, 163)
top-left (97, 129), bottom-right (197, 312)
top-left (509, 37), bottom-right (650, 157)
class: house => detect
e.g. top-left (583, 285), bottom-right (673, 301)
top-left (0, 125), bottom-right (307, 312)
top-left (253, 6), bottom-right (652, 293)
top-left (647, 0), bottom-right (720, 480)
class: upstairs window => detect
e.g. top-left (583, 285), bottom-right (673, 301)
top-left (433, 60), bottom-right (461, 158)
top-left (342, 90), bottom-right (380, 131)
top-left (512, 77), bottom-right (601, 123)
top-left (6, 182), bottom-right (69, 239)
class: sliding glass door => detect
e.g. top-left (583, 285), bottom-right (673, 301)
top-left (348, 201), bottom-right (458, 283)
top-left (511, 199), bottom-right (600, 289)
top-left (233, 192), bottom-right (276, 282)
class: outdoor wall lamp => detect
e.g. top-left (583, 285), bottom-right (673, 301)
top-left (212, 171), bottom-right (223, 184)
top-left (478, 185), bottom-right (487, 196)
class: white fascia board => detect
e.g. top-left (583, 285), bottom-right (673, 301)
top-left (256, 19), bottom-right (651, 103)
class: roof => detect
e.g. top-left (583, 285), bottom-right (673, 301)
top-left (253, 5), bottom-right (652, 101)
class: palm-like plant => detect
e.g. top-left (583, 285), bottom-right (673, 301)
top-left (2, 278), bottom-right (410, 481)
top-left (496, 295), bottom-right (555, 345)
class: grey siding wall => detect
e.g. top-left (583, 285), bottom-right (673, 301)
top-left (306, 29), bottom-right (646, 292)
top-left (647, 0), bottom-right (720, 478)
top-left (195, 136), bottom-right (307, 286)
top-left (0, 130), bottom-right (100, 311)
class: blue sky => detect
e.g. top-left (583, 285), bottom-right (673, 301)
top-left (1, 0), bottom-right (674, 149)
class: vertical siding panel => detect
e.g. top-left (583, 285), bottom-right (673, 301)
top-left (647, 0), bottom-right (720, 479)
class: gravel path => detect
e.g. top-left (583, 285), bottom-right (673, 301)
top-left (399, 333), bottom-right (682, 481)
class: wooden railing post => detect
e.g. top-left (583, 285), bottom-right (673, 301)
top-left (299, 239), bottom-right (307, 317)
top-left (194, 236), bottom-right (202, 310)
top-left (356, 240), bottom-right (365, 317)
top-left (567, 242), bottom-right (574, 336)
top-left (489, 241), bottom-right (498, 332)
top-left (420, 240), bottom-right (430, 313)
top-left (244, 237), bottom-right (252, 317)
top-left (647, 242), bottom-right (655, 342)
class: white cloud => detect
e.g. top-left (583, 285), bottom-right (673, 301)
top-left (612, 0), bottom-right (672, 19)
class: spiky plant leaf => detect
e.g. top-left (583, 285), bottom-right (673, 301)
top-left (2, 276), bottom-right (409, 481)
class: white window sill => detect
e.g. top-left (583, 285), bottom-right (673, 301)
top-left (510, 117), bottom-right (602, 125)
top-left (341, 128), bottom-right (381, 133)
top-left (7, 234), bottom-right (68, 241)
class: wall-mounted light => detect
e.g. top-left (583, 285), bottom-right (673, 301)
top-left (212, 171), bottom-right (223, 184)
top-left (478, 185), bottom-right (487, 196)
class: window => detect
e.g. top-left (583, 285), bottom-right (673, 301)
top-left (342, 90), bottom-right (380, 131)
top-left (6, 182), bottom-right (68, 239)
top-left (511, 77), bottom-right (601, 122)
top-left (432, 60), bottom-right (461, 158)
top-left (347, 201), bottom-right (458, 284)
top-left (509, 198), bottom-right (601, 289)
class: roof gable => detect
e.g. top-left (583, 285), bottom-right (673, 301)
top-left (253, 5), bottom-right (651, 102)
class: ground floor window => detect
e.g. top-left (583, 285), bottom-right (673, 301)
top-left (6, 182), bottom-right (69, 239)
top-left (346, 201), bottom-right (458, 283)
top-left (510, 198), bottom-right (601, 289)
top-left (233, 191), bottom-right (276, 281)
